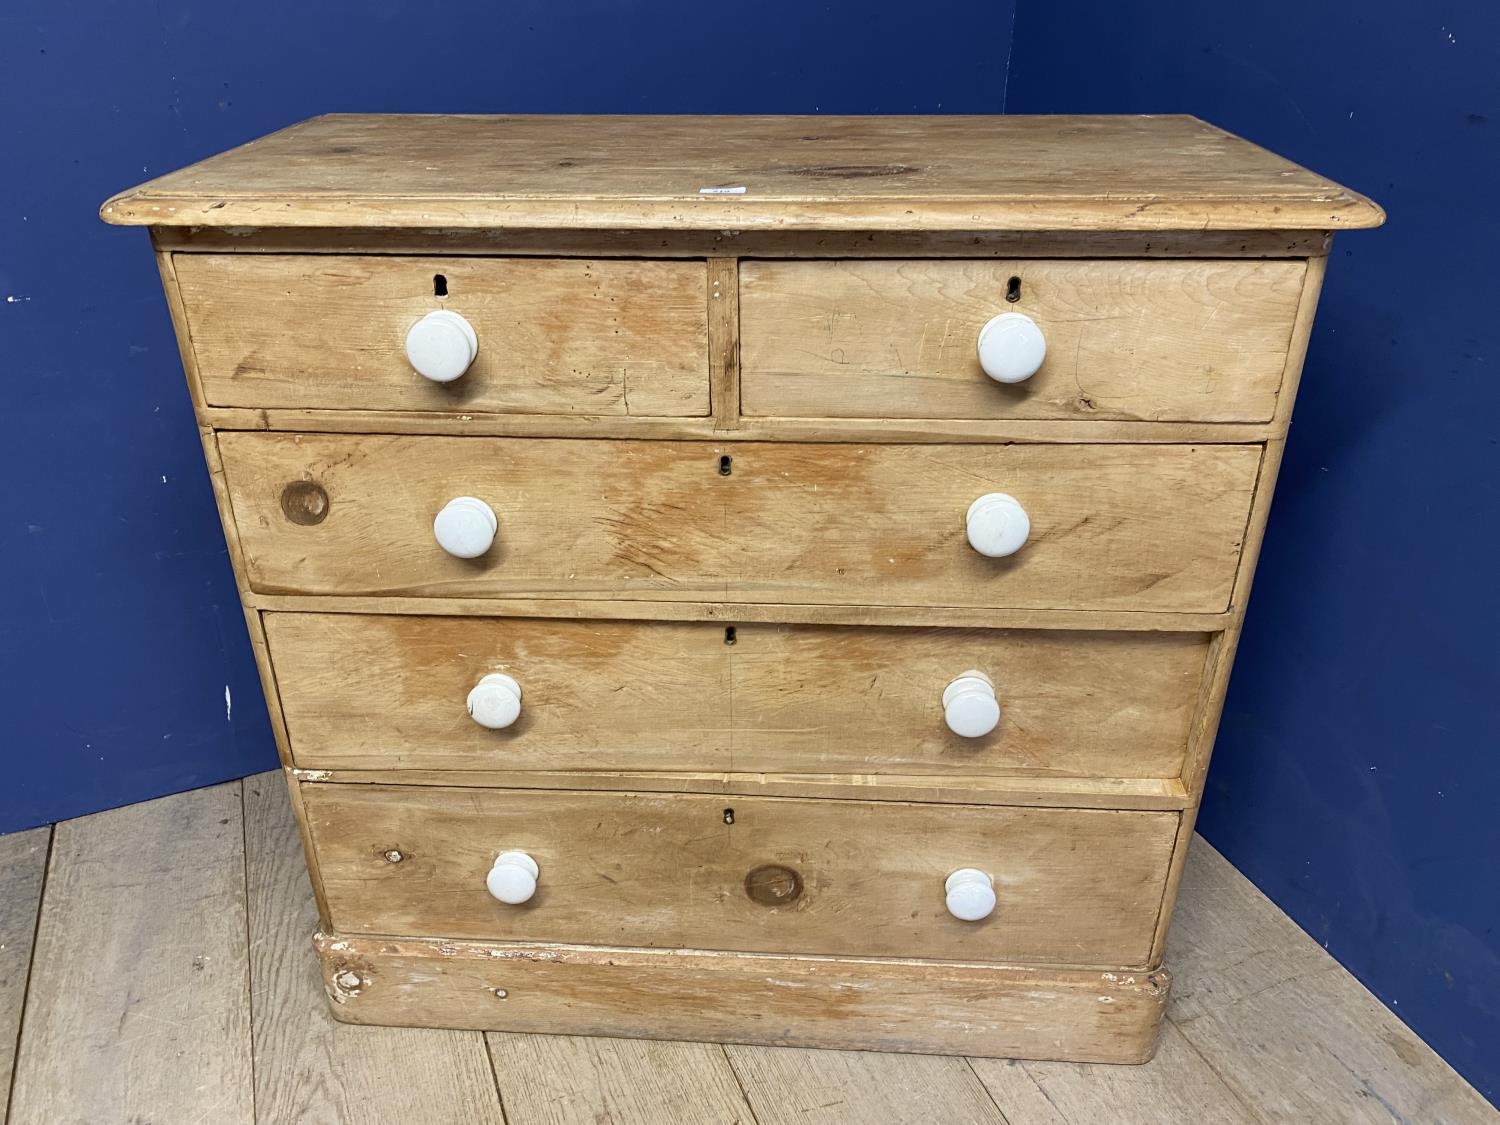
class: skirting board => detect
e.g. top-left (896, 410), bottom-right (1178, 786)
top-left (314, 931), bottom-right (1171, 1063)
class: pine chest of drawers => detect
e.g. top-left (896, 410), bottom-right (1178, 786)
top-left (104, 114), bottom-right (1381, 1063)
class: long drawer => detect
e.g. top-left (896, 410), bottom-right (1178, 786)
top-left (221, 434), bottom-right (1259, 612)
top-left (265, 613), bottom-right (1209, 777)
top-left (302, 783), bottom-right (1178, 966)
top-left (174, 254), bottom-right (711, 417)
top-left (740, 259), bottom-right (1305, 422)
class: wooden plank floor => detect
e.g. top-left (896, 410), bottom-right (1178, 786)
top-left (1, 773), bottom-right (1493, 1125)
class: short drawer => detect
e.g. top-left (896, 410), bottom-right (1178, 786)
top-left (174, 254), bottom-right (710, 416)
top-left (265, 613), bottom-right (1209, 777)
top-left (221, 434), bottom-right (1259, 613)
top-left (740, 259), bottom-right (1306, 423)
top-left (302, 783), bottom-right (1177, 965)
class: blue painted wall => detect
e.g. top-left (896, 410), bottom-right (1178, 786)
top-left (0, 1), bottom-right (1014, 834)
top-left (1009, 0), bottom-right (1500, 1102)
top-left (5, 0), bottom-right (1494, 1100)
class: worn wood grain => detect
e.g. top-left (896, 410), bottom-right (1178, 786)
top-left (98, 112), bottom-right (1399, 1078)
top-left (488, 1035), bottom-right (754, 1125)
top-left (742, 259), bottom-right (1304, 424)
top-left (155, 247), bottom-right (210, 416)
top-left (0, 827), bottom-right (48, 1125)
top-left (247, 591), bottom-right (1231, 635)
top-left (1144, 256), bottom-right (1332, 966)
top-left (220, 434), bottom-right (1259, 613)
top-left (12, 790), bottom-right (1491, 1121)
top-left (970, 1023), bottom-right (1256, 1124)
top-left (708, 257), bottom-right (740, 430)
top-left (726, 1045), bottom-right (1006, 1125)
top-left (266, 612), bottom-right (1208, 779)
top-left (150, 224), bottom-right (1334, 258)
top-left (8, 784), bottom-right (253, 1125)
top-left (203, 403), bottom-right (1279, 444)
top-left (101, 114), bottom-right (1383, 231)
top-left (1165, 841), bottom-right (1497, 1124)
top-left (265, 613), bottom-right (721, 775)
top-left (301, 783), bottom-right (1176, 965)
top-left (197, 418), bottom-right (338, 924)
top-left (317, 932), bottom-right (1170, 1062)
top-left (175, 253), bottom-right (710, 417)
top-left (243, 772), bottom-right (504, 1125)
top-left (290, 767), bottom-right (1189, 811)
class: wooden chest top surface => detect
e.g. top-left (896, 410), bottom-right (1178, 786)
top-left (100, 113), bottom-right (1383, 232)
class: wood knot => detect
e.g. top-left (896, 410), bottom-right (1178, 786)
top-left (744, 864), bottom-right (803, 907)
top-left (280, 479), bottom-right (329, 525)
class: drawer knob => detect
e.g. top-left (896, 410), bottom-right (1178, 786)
top-left (943, 671), bottom-right (1000, 738)
top-left (977, 312), bottom-right (1046, 384)
top-left (966, 493), bottom-right (1030, 558)
top-left (406, 309), bottom-right (478, 383)
top-left (945, 868), bottom-right (997, 921)
top-left (468, 673), bottom-right (522, 730)
top-left (434, 496), bottom-right (498, 558)
top-left (486, 850), bottom-right (539, 904)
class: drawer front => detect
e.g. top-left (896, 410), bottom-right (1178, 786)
top-left (266, 613), bottom-right (1209, 777)
top-left (303, 783), bottom-right (1177, 965)
top-left (222, 434), bottom-right (1259, 613)
top-left (740, 259), bottom-right (1305, 423)
top-left (174, 254), bottom-right (710, 416)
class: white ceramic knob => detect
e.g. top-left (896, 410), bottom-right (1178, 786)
top-left (943, 671), bottom-right (1000, 738)
top-left (468, 673), bottom-right (522, 730)
top-left (977, 312), bottom-right (1046, 384)
top-left (945, 868), bottom-right (997, 921)
top-left (433, 496), bottom-right (497, 559)
top-left (966, 493), bottom-right (1030, 558)
top-left (405, 309), bottom-right (478, 383)
top-left (486, 850), bottom-right (539, 904)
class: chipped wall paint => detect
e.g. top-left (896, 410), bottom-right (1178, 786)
top-left (1009, 0), bottom-right (1500, 1104)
